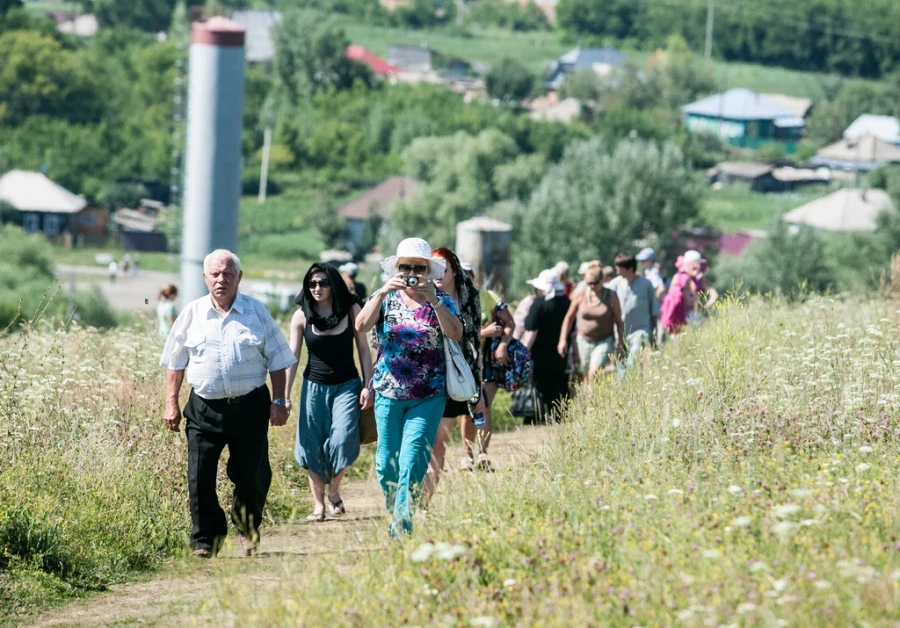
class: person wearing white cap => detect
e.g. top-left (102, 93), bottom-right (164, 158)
top-left (660, 249), bottom-right (717, 334)
top-left (339, 262), bottom-right (367, 304)
top-left (523, 269), bottom-right (571, 422)
top-left (355, 238), bottom-right (463, 537)
top-left (636, 248), bottom-right (665, 299)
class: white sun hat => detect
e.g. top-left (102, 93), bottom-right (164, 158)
top-left (380, 237), bottom-right (446, 280)
top-left (683, 249), bottom-right (702, 264)
top-left (527, 269), bottom-right (565, 299)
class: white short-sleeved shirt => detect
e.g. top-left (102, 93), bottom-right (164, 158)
top-left (159, 292), bottom-right (297, 400)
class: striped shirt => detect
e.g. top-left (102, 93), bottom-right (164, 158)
top-left (159, 292), bottom-right (296, 400)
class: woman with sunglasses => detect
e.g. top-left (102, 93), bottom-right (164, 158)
top-left (355, 238), bottom-right (463, 537)
top-left (557, 263), bottom-right (625, 380)
top-left (287, 263), bottom-right (373, 521)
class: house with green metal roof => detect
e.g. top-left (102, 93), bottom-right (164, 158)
top-left (682, 88), bottom-right (806, 153)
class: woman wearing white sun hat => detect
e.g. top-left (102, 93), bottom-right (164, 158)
top-left (356, 238), bottom-right (463, 537)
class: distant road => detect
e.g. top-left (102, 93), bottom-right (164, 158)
top-left (56, 265), bottom-right (303, 313)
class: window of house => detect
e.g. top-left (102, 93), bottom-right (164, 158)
top-left (22, 213), bottom-right (40, 233)
top-left (80, 213), bottom-right (96, 226)
top-left (43, 214), bottom-right (65, 236)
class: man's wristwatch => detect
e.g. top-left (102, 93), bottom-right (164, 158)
top-left (271, 398), bottom-right (287, 406)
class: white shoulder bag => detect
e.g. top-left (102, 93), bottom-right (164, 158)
top-left (443, 335), bottom-right (478, 401)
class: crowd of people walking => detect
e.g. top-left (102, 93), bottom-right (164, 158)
top-left (159, 240), bottom-right (718, 553)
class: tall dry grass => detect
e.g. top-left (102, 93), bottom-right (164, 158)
top-left (205, 296), bottom-right (900, 625)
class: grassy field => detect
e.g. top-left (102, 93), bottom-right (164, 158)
top-left (6, 297), bottom-right (900, 623)
top-left (701, 184), bottom-right (832, 232)
top-left (342, 22), bottom-right (883, 99)
top-left (204, 296), bottom-right (900, 624)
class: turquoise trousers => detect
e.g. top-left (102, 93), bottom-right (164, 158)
top-left (374, 393), bottom-right (445, 537)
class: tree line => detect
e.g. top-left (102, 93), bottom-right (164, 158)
top-left (557, 0), bottom-right (900, 79)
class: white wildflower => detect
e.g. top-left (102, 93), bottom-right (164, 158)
top-left (800, 519), bottom-right (820, 527)
top-left (789, 488), bottom-right (810, 499)
top-left (435, 543), bottom-right (466, 561)
top-left (645, 494), bottom-right (658, 500)
top-left (727, 485), bottom-right (743, 494)
top-left (410, 543), bottom-right (435, 562)
top-left (470, 617), bottom-right (496, 627)
top-left (732, 516), bottom-right (753, 527)
top-left (702, 549), bottom-right (721, 559)
top-left (736, 603), bottom-right (756, 614)
top-left (855, 463), bottom-right (871, 472)
top-left (772, 579), bottom-right (788, 593)
top-left (858, 445), bottom-right (873, 453)
top-left (672, 418), bottom-right (681, 428)
top-left (668, 489), bottom-right (683, 495)
top-left (771, 503), bottom-right (801, 518)
top-left (503, 579), bottom-right (517, 588)
top-left (771, 521), bottom-right (798, 538)
top-left (814, 580), bottom-right (832, 589)
top-left (749, 561), bottom-right (769, 573)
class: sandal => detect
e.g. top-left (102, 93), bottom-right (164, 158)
top-left (328, 495), bottom-right (345, 517)
top-left (306, 509), bottom-right (325, 522)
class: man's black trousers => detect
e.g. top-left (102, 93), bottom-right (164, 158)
top-left (183, 386), bottom-right (272, 551)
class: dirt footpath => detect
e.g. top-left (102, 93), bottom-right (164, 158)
top-left (27, 426), bottom-right (551, 627)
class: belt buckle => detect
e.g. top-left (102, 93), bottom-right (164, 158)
top-left (226, 395), bottom-right (241, 405)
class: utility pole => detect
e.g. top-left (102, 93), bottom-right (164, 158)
top-left (258, 124), bottom-right (272, 204)
top-left (704, 0), bottom-right (714, 59)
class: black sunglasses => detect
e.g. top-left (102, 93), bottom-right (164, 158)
top-left (587, 280), bottom-right (601, 286)
top-left (399, 263), bottom-right (428, 274)
top-left (308, 279), bottom-right (331, 288)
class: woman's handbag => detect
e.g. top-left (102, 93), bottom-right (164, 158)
top-left (488, 337), bottom-right (533, 392)
top-left (444, 336), bottom-right (479, 402)
top-left (359, 398), bottom-right (378, 445)
top-left (510, 386), bottom-right (541, 421)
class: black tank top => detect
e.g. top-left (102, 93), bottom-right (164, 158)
top-left (303, 320), bottom-right (358, 385)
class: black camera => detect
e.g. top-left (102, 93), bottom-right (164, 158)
top-left (403, 276), bottom-right (420, 287)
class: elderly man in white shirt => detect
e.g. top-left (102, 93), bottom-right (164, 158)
top-left (160, 249), bottom-right (297, 558)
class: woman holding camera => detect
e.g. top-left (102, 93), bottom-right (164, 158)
top-left (355, 238), bottom-right (463, 537)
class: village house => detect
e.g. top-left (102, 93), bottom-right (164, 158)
top-left (843, 114), bottom-right (900, 146)
top-left (336, 176), bottom-right (420, 253)
top-left (682, 88), bottom-right (806, 152)
top-left (783, 188), bottom-right (893, 232)
top-left (0, 170), bottom-right (108, 246)
top-left (544, 47), bottom-right (627, 92)
top-left (811, 134), bottom-right (900, 172)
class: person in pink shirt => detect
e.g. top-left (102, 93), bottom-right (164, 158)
top-left (660, 250), bottom-right (718, 335)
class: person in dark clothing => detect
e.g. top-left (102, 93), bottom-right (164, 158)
top-left (286, 263), bottom-right (374, 521)
top-left (524, 269), bottom-right (571, 423)
top-left (339, 262), bottom-right (367, 305)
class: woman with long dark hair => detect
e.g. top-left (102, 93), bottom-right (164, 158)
top-left (423, 248), bottom-right (484, 498)
top-left (287, 263), bottom-right (373, 521)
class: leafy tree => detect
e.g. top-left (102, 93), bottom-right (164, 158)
top-left (0, 30), bottom-right (100, 125)
top-left (271, 9), bottom-right (372, 108)
top-left (513, 138), bottom-right (701, 286)
top-left (715, 220), bottom-right (833, 299)
top-left (485, 57), bottom-right (535, 104)
top-left (309, 199), bottom-right (347, 249)
top-left (390, 129), bottom-right (521, 246)
top-left (0, 0), bottom-right (21, 15)
top-left (466, 0), bottom-right (549, 31)
top-left (86, 0), bottom-right (178, 32)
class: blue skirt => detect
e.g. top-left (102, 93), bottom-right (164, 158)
top-left (294, 378), bottom-right (362, 482)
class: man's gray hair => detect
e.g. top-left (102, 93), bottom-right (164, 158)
top-left (204, 249), bottom-right (242, 273)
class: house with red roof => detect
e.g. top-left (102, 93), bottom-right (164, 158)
top-left (345, 45), bottom-right (400, 76)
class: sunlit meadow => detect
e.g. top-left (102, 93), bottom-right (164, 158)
top-left (0, 316), bottom-right (320, 617)
top-left (206, 297), bottom-right (900, 625)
